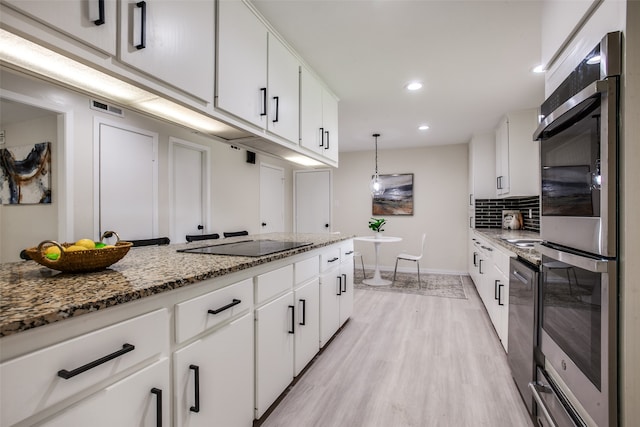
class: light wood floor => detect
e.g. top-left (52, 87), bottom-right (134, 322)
top-left (260, 276), bottom-right (534, 427)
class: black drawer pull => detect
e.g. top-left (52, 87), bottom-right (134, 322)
top-left (135, 1), bottom-right (146, 49)
top-left (151, 387), bottom-right (162, 427)
top-left (328, 257), bottom-right (339, 263)
top-left (345, 250), bottom-right (354, 255)
top-left (94, 0), bottom-right (105, 25)
top-left (299, 299), bottom-right (306, 326)
top-left (189, 365), bottom-right (200, 413)
top-left (288, 305), bottom-right (295, 334)
top-left (208, 299), bottom-right (241, 315)
top-left (57, 343), bottom-right (135, 379)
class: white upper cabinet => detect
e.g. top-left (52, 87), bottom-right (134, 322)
top-left (267, 34), bottom-right (300, 143)
top-left (495, 109), bottom-right (540, 198)
top-left (217, 0), bottom-right (300, 144)
top-left (300, 67), bottom-right (339, 162)
top-left (468, 132), bottom-right (496, 203)
top-left (217, 0), bottom-right (268, 129)
top-left (2, 0), bottom-right (117, 55)
top-left (119, 0), bottom-right (215, 105)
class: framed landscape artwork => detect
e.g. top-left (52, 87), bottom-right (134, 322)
top-left (372, 173), bottom-right (414, 215)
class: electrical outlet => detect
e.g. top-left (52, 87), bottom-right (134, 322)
top-left (0, 130), bottom-right (5, 145)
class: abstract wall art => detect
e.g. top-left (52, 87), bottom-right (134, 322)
top-left (0, 142), bottom-right (52, 205)
top-left (372, 173), bottom-right (414, 215)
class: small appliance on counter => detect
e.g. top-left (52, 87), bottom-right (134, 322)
top-left (502, 210), bottom-right (523, 230)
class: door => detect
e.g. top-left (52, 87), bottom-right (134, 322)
top-left (260, 164), bottom-right (284, 233)
top-left (295, 170), bottom-right (331, 233)
top-left (294, 278), bottom-right (320, 376)
top-left (171, 139), bottom-right (209, 244)
top-left (96, 120), bottom-right (158, 240)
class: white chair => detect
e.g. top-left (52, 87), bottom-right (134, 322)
top-left (393, 233), bottom-right (426, 285)
top-left (354, 251), bottom-right (366, 279)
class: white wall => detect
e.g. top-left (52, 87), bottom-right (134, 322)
top-left (0, 69), bottom-right (295, 262)
top-left (0, 114), bottom-right (57, 261)
top-left (333, 144), bottom-right (469, 274)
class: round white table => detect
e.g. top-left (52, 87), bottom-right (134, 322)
top-left (354, 235), bottom-right (402, 286)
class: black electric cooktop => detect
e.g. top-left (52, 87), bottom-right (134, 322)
top-left (177, 239), bottom-right (312, 257)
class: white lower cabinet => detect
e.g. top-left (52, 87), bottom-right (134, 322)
top-left (255, 291), bottom-right (295, 419)
top-left (173, 313), bottom-right (254, 427)
top-left (339, 247), bottom-right (355, 325)
top-left (319, 266), bottom-right (341, 347)
top-left (38, 358), bottom-right (170, 427)
top-left (293, 278), bottom-right (320, 376)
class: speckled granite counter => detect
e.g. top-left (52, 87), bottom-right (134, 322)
top-left (473, 228), bottom-right (542, 266)
top-left (0, 233), bottom-right (351, 337)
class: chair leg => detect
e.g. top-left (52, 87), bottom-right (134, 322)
top-left (360, 255), bottom-right (366, 279)
top-left (393, 258), bottom-right (399, 282)
top-left (416, 262), bottom-right (421, 287)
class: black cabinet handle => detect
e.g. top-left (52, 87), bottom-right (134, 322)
top-left (345, 250), bottom-right (354, 255)
top-left (469, 216), bottom-right (473, 228)
top-left (319, 127), bottom-right (324, 147)
top-left (494, 279), bottom-right (500, 300)
top-left (260, 88), bottom-right (267, 116)
top-left (262, 222), bottom-right (267, 227)
top-left (208, 299), bottom-right (241, 315)
top-left (272, 96), bottom-right (279, 123)
top-left (299, 299), bottom-right (306, 326)
top-left (324, 130), bottom-right (330, 150)
top-left (328, 257), bottom-right (339, 263)
top-left (189, 365), bottom-right (200, 413)
top-left (94, 0), bottom-right (105, 25)
top-left (135, 1), bottom-right (146, 50)
top-left (498, 283), bottom-right (504, 306)
top-left (151, 387), bottom-right (162, 427)
top-left (341, 273), bottom-right (347, 293)
top-left (473, 252), bottom-right (478, 267)
top-left (337, 275), bottom-right (342, 296)
top-left (288, 305), bottom-right (295, 334)
top-left (57, 343), bottom-right (135, 379)
top-left (197, 224), bottom-right (204, 230)
top-left (469, 194), bottom-right (473, 206)
top-left (479, 259), bottom-right (484, 274)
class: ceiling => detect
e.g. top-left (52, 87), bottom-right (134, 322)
top-left (252, 0), bottom-right (546, 153)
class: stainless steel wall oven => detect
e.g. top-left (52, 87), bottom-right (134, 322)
top-left (533, 31), bottom-right (621, 427)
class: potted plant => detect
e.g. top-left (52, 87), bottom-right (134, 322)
top-left (368, 217), bottom-right (386, 238)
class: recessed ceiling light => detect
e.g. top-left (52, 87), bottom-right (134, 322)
top-left (418, 124), bottom-right (430, 131)
top-left (532, 64), bottom-right (546, 73)
top-left (405, 81), bottom-right (423, 91)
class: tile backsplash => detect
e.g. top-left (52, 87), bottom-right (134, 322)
top-left (474, 196), bottom-right (540, 232)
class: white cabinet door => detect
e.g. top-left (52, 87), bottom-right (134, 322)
top-left (294, 278), bottom-right (320, 376)
top-left (300, 67), bottom-right (324, 154)
top-left (319, 267), bottom-right (341, 347)
top-left (217, 0), bottom-right (268, 128)
top-left (295, 169), bottom-right (331, 234)
top-left (173, 314), bottom-right (254, 427)
top-left (267, 34), bottom-right (299, 143)
top-left (322, 90), bottom-right (339, 162)
top-left (493, 267), bottom-right (509, 352)
top-left (255, 291), bottom-right (295, 418)
top-left (339, 256), bottom-right (354, 325)
top-left (3, 0), bottom-right (117, 55)
top-left (119, 0), bottom-right (215, 104)
top-left (40, 358), bottom-right (170, 427)
top-left (495, 117), bottom-right (510, 196)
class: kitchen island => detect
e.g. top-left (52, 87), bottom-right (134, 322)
top-left (0, 232), bottom-right (354, 426)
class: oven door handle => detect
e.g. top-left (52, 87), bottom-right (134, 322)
top-left (533, 79), bottom-right (611, 140)
top-left (529, 382), bottom-right (557, 427)
top-left (537, 244), bottom-right (610, 273)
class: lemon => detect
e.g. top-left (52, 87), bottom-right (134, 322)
top-left (104, 245), bottom-right (116, 248)
top-left (75, 239), bottom-right (96, 250)
top-left (44, 246), bottom-right (61, 256)
top-left (65, 245), bottom-right (86, 252)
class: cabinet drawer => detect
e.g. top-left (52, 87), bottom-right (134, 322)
top-left (319, 247), bottom-right (341, 272)
top-left (294, 255), bottom-right (319, 286)
top-left (340, 240), bottom-right (354, 262)
top-left (0, 309), bottom-right (168, 427)
top-left (175, 278), bottom-right (253, 343)
top-left (491, 246), bottom-right (514, 277)
top-left (255, 264), bottom-right (293, 305)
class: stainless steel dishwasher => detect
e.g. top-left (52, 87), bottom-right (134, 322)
top-left (507, 257), bottom-right (539, 416)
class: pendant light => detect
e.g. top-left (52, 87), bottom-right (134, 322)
top-left (369, 133), bottom-right (385, 196)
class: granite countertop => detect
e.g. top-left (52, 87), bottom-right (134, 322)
top-left (0, 233), bottom-right (351, 338)
top-left (473, 228), bottom-right (542, 266)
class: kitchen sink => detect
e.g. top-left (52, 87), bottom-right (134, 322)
top-left (501, 238), bottom-right (543, 248)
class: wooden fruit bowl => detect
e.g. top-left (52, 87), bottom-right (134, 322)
top-left (25, 231), bottom-right (132, 273)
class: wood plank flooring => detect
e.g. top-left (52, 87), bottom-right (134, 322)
top-left (259, 276), bottom-right (534, 427)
